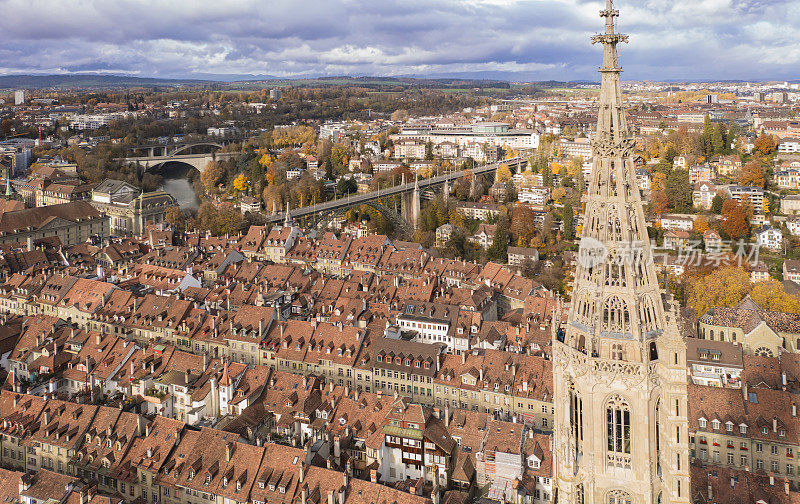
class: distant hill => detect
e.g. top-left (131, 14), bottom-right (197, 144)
top-left (0, 74), bottom-right (212, 90)
top-left (0, 73), bottom-right (511, 91)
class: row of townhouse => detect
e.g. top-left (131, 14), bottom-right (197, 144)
top-left (0, 390), bottom-right (439, 504)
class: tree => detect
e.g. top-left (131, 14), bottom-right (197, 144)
top-left (693, 215), bottom-right (710, 234)
top-left (575, 164), bottom-right (586, 194)
top-left (712, 123), bottom-right (727, 154)
top-left (750, 280), bottom-right (800, 313)
top-left (487, 219), bottom-right (509, 262)
top-left (496, 164), bottom-right (512, 183)
top-left (165, 206), bottom-right (185, 231)
top-left (720, 199), bottom-right (752, 239)
top-left (542, 161), bottom-right (552, 188)
top-left (424, 140), bottom-right (434, 161)
top-left (686, 267), bottom-right (752, 316)
top-left (336, 177), bottom-right (357, 196)
top-left (562, 202), bottom-right (575, 240)
top-left (666, 169), bottom-right (692, 212)
top-left (711, 193), bottom-right (725, 214)
top-left (390, 109), bottom-right (409, 122)
top-left (738, 160), bottom-right (765, 188)
top-left (201, 161), bottom-right (225, 193)
top-left (511, 204), bottom-right (537, 246)
top-left (701, 115), bottom-right (714, 156)
top-left (233, 173), bottom-right (249, 192)
top-left (754, 133), bottom-right (777, 155)
top-left (651, 172), bottom-right (669, 215)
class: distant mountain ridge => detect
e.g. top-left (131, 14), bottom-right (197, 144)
top-left (0, 74), bottom-right (212, 89)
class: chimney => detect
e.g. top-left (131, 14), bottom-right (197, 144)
top-left (96, 333), bottom-right (102, 345)
top-left (794, 403), bottom-right (797, 417)
top-left (783, 372), bottom-right (788, 388)
top-left (147, 447), bottom-right (153, 458)
top-left (259, 319), bottom-right (264, 339)
top-left (327, 491), bottom-right (335, 504)
top-left (444, 403), bottom-right (450, 427)
top-left (773, 417), bottom-right (778, 433)
top-left (337, 489), bottom-right (345, 504)
top-left (225, 442), bottom-right (233, 462)
top-left (370, 469), bottom-right (378, 483)
top-left (707, 484), bottom-right (713, 501)
top-left (461, 352), bottom-right (466, 365)
top-left (786, 481), bottom-right (791, 496)
top-left (299, 463), bottom-right (305, 483)
top-left (770, 474), bottom-right (775, 486)
top-left (185, 370), bottom-right (191, 386)
top-left (301, 485), bottom-right (308, 504)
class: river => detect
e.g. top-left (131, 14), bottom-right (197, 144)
top-left (157, 162), bottom-right (201, 212)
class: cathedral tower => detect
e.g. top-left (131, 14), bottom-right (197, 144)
top-left (552, 2), bottom-right (690, 503)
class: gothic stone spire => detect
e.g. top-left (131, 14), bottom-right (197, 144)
top-left (553, 2), bottom-right (691, 502)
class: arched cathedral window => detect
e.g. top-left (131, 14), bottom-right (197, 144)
top-left (607, 490), bottom-right (633, 504)
top-left (606, 395), bottom-right (631, 468)
top-left (570, 383), bottom-right (584, 458)
top-left (611, 343), bottom-right (623, 361)
top-left (602, 295), bottom-right (630, 333)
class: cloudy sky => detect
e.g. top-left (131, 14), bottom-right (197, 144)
top-left (0, 0), bottom-right (798, 82)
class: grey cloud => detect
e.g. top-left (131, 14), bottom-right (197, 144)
top-left (0, 0), bottom-right (798, 81)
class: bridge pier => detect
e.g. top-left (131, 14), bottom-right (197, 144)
top-left (401, 177), bottom-right (421, 229)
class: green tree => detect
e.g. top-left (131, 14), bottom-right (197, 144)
top-left (712, 123), bottom-right (727, 154)
top-left (711, 193), bottom-right (725, 214)
top-left (562, 202), bottom-right (575, 240)
top-left (666, 169), bottom-right (692, 212)
top-left (487, 218), bottom-right (510, 262)
top-left (542, 161), bottom-right (552, 188)
top-left (425, 140), bottom-right (434, 161)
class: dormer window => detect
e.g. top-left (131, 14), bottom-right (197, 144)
top-left (236, 481), bottom-right (242, 491)
top-left (740, 425), bottom-right (747, 434)
top-left (205, 474), bottom-right (211, 485)
top-left (424, 362), bottom-right (430, 369)
top-left (780, 429), bottom-right (786, 437)
top-left (699, 418), bottom-right (707, 429)
top-left (711, 420), bottom-right (720, 431)
top-left (725, 422), bottom-right (733, 433)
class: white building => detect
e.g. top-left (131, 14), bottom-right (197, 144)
top-left (14, 90), bottom-right (24, 105)
top-left (754, 225), bottom-right (782, 251)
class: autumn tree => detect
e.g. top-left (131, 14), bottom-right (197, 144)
top-left (738, 160), bottom-right (766, 188)
top-left (496, 164), bottom-right (512, 183)
top-left (201, 161), bottom-right (225, 193)
top-left (233, 173), bottom-right (249, 192)
top-left (165, 206), bottom-right (185, 231)
top-left (693, 215), bottom-right (710, 234)
top-left (754, 133), bottom-right (777, 155)
top-left (651, 172), bottom-right (669, 215)
top-left (511, 204), bottom-right (537, 246)
top-left (720, 199), bottom-right (752, 239)
top-left (686, 267), bottom-right (752, 316)
top-left (750, 280), bottom-right (800, 313)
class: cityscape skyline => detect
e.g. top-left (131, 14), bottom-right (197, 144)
top-left (1, 0), bottom-right (799, 82)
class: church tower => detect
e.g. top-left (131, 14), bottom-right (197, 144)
top-left (552, 2), bottom-right (690, 503)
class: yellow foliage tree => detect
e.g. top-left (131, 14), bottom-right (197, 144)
top-left (750, 280), bottom-right (800, 313)
top-left (259, 152), bottom-right (274, 167)
top-left (496, 164), bottom-right (512, 183)
top-left (686, 267), bottom-right (752, 316)
top-left (233, 173), bottom-right (249, 192)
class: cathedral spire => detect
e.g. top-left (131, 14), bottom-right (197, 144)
top-left (553, 2), bottom-right (691, 503)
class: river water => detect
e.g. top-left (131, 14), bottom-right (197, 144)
top-left (158, 162), bottom-right (201, 212)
